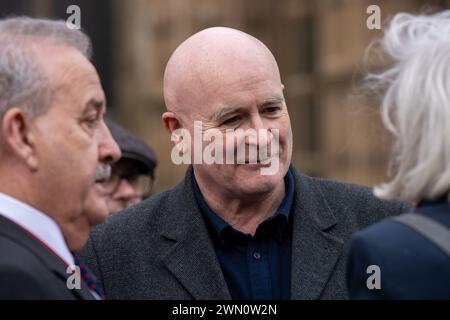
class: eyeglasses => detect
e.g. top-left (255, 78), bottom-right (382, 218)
top-left (101, 168), bottom-right (154, 198)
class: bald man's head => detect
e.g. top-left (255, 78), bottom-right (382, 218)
top-left (163, 27), bottom-right (282, 121)
top-left (162, 27), bottom-right (292, 200)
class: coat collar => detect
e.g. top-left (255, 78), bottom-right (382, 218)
top-left (289, 170), bottom-right (344, 299)
top-left (160, 166), bottom-right (343, 300)
top-left (0, 215), bottom-right (94, 300)
top-left (159, 167), bottom-right (231, 299)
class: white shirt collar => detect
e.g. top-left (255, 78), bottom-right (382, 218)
top-left (0, 192), bottom-right (74, 266)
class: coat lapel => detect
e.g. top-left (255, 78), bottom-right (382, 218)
top-left (290, 170), bottom-right (344, 299)
top-left (51, 265), bottom-right (95, 300)
top-left (0, 215), bottom-right (95, 300)
top-left (159, 167), bottom-right (344, 300)
top-left (160, 167), bottom-right (231, 300)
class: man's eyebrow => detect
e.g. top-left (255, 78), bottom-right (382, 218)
top-left (257, 95), bottom-right (285, 107)
top-left (209, 96), bottom-right (285, 122)
top-left (210, 106), bottom-right (244, 123)
top-left (84, 98), bottom-right (105, 113)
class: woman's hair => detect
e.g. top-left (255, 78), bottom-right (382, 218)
top-left (368, 11), bottom-right (450, 203)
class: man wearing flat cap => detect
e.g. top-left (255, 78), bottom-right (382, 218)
top-left (102, 119), bottom-right (157, 214)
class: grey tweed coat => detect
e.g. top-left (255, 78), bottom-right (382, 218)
top-left (81, 166), bottom-right (409, 299)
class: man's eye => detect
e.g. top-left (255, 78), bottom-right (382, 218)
top-left (262, 106), bottom-right (281, 114)
top-left (84, 116), bottom-right (99, 127)
top-left (222, 116), bottom-right (241, 126)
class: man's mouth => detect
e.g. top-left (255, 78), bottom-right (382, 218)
top-left (94, 177), bottom-right (107, 184)
top-left (241, 154), bottom-right (278, 165)
top-left (241, 159), bottom-right (271, 167)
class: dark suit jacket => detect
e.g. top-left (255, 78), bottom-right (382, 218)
top-left (0, 215), bottom-right (94, 300)
top-left (347, 201), bottom-right (450, 299)
top-left (81, 166), bottom-right (409, 299)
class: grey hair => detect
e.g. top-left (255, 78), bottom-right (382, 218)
top-left (368, 11), bottom-right (450, 203)
top-left (0, 16), bottom-right (92, 119)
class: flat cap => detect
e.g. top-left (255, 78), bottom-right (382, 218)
top-left (106, 119), bottom-right (157, 175)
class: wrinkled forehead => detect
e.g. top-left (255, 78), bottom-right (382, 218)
top-left (36, 43), bottom-right (104, 99)
top-left (194, 56), bottom-right (282, 120)
top-left (36, 44), bottom-right (99, 85)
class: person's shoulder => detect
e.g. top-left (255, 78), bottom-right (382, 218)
top-left (0, 261), bottom-right (54, 299)
top-left (352, 212), bottom-right (450, 252)
top-left (296, 169), bottom-right (374, 201)
top-left (0, 233), bottom-right (41, 268)
top-left (292, 167), bottom-right (410, 224)
top-left (297, 169), bottom-right (403, 206)
top-left (83, 181), bottom-right (190, 275)
top-left (349, 214), bottom-right (450, 269)
top-left (89, 181), bottom-right (184, 242)
top-left (347, 218), bottom-right (416, 282)
top-left (0, 234), bottom-right (63, 299)
top-left (349, 213), bottom-right (450, 298)
top-left (351, 218), bottom-right (404, 247)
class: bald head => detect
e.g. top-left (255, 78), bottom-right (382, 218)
top-left (162, 27), bottom-right (292, 201)
top-left (163, 27), bottom-right (282, 120)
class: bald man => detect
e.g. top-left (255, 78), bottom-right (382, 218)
top-left (81, 27), bottom-right (409, 299)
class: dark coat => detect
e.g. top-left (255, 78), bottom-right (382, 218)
top-left (81, 167), bottom-right (409, 299)
top-left (347, 201), bottom-right (450, 299)
top-left (0, 215), bottom-right (94, 300)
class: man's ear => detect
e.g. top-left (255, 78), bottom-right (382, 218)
top-left (162, 111), bottom-right (182, 134)
top-left (1, 107), bottom-right (38, 170)
top-left (162, 111), bottom-right (188, 154)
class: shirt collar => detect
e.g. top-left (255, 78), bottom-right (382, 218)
top-left (193, 167), bottom-right (295, 244)
top-left (192, 175), bottom-right (229, 238)
top-left (275, 167), bottom-right (295, 221)
top-left (0, 192), bottom-right (74, 266)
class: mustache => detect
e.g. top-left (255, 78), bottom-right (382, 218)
top-left (92, 163), bottom-right (112, 183)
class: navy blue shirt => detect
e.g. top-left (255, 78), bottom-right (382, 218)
top-left (192, 168), bottom-right (295, 300)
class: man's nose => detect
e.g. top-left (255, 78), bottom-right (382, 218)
top-left (245, 115), bottom-right (273, 146)
top-left (98, 120), bottom-right (121, 164)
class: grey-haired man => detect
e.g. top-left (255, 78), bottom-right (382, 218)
top-left (0, 17), bottom-right (120, 299)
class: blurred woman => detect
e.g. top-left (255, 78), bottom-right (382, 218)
top-left (347, 11), bottom-right (450, 299)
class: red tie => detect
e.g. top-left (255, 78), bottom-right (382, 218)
top-left (73, 254), bottom-right (107, 300)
